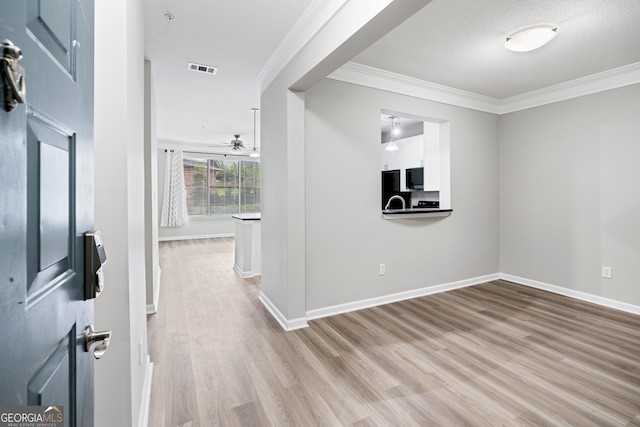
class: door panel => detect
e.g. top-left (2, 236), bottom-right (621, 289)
top-left (0, 1), bottom-right (95, 426)
top-left (26, 115), bottom-right (75, 298)
top-left (26, 0), bottom-right (76, 77)
top-left (27, 330), bottom-right (74, 427)
top-left (40, 141), bottom-right (70, 269)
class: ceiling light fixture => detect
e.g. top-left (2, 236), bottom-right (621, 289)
top-left (505, 24), bottom-right (557, 52)
top-left (249, 108), bottom-right (260, 159)
top-left (230, 135), bottom-right (244, 153)
top-left (386, 116), bottom-right (400, 152)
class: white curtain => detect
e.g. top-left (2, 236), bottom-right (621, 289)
top-left (160, 150), bottom-right (189, 227)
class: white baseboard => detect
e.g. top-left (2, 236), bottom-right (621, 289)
top-left (138, 356), bottom-right (154, 427)
top-left (306, 273), bottom-right (500, 321)
top-left (158, 233), bottom-right (234, 242)
top-left (258, 291), bottom-right (308, 331)
top-left (500, 273), bottom-right (640, 316)
top-left (233, 264), bottom-right (260, 279)
top-left (146, 268), bottom-right (161, 315)
top-left (258, 273), bottom-right (639, 333)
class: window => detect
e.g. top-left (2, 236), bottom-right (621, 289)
top-left (183, 156), bottom-right (260, 216)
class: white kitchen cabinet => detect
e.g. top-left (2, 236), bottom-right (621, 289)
top-left (423, 122), bottom-right (440, 191)
top-left (384, 126), bottom-right (440, 191)
top-left (408, 135), bottom-right (424, 168)
top-left (381, 141), bottom-right (403, 171)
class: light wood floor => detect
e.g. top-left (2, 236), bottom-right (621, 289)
top-left (148, 238), bottom-right (640, 426)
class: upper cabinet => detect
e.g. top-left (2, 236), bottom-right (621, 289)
top-left (423, 122), bottom-right (440, 192)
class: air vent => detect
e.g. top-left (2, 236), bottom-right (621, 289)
top-left (187, 62), bottom-right (218, 75)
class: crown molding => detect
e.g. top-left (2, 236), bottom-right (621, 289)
top-left (498, 62), bottom-right (640, 114)
top-left (328, 61), bottom-right (640, 115)
top-left (257, 0), bottom-right (349, 93)
top-left (328, 62), bottom-right (501, 114)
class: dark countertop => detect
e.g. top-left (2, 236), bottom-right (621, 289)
top-left (381, 208), bottom-right (452, 215)
top-left (232, 213), bottom-right (261, 221)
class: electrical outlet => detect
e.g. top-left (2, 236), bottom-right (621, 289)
top-left (602, 266), bottom-right (612, 279)
top-left (379, 264), bottom-right (385, 276)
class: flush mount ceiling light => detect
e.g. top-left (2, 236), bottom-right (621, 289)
top-left (505, 24), bottom-right (558, 52)
top-left (386, 116), bottom-right (400, 152)
top-left (249, 108), bottom-right (260, 159)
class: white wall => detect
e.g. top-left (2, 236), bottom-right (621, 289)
top-left (144, 61), bottom-right (160, 312)
top-left (94, 1), bottom-right (151, 426)
top-left (156, 146), bottom-right (234, 240)
top-left (305, 78), bottom-right (500, 310)
top-left (500, 84), bottom-right (640, 306)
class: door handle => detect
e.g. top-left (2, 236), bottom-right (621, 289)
top-left (84, 325), bottom-right (112, 359)
top-left (1, 39), bottom-right (27, 112)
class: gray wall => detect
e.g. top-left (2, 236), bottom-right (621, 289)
top-left (305, 79), bottom-right (500, 310)
top-left (500, 84), bottom-right (640, 306)
top-left (260, 81), bottom-right (308, 320)
top-left (144, 61), bottom-right (160, 311)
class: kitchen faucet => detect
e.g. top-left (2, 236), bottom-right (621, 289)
top-left (384, 195), bottom-right (406, 210)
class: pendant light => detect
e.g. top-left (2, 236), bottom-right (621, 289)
top-left (249, 107), bottom-right (260, 159)
top-left (386, 116), bottom-right (399, 152)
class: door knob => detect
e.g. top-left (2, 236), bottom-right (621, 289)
top-left (1, 39), bottom-right (27, 112)
top-left (84, 325), bottom-right (111, 359)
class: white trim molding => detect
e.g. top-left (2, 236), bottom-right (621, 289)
top-left (499, 62), bottom-right (640, 114)
top-left (146, 269), bottom-right (161, 315)
top-left (328, 62), bottom-right (500, 114)
top-left (260, 273), bottom-right (640, 332)
top-left (233, 264), bottom-right (260, 279)
top-left (258, 0), bottom-right (349, 92)
top-left (138, 356), bottom-right (154, 427)
top-left (500, 273), bottom-right (640, 316)
top-left (306, 273), bottom-right (500, 321)
top-left (328, 61), bottom-right (640, 115)
top-left (258, 291), bottom-right (309, 331)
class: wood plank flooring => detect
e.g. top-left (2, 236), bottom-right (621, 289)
top-left (148, 238), bottom-right (640, 426)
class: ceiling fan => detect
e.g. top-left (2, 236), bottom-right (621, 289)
top-left (201, 134), bottom-right (246, 153)
top-left (228, 134), bottom-right (245, 152)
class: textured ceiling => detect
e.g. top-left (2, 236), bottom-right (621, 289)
top-left (352, 0), bottom-right (640, 99)
top-left (145, 0), bottom-right (640, 146)
top-left (144, 0), bottom-right (313, 145)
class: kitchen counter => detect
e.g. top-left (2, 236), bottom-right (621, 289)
top-left (232, 213), bottom-right (261, 277)
top-left (231, 213), bottom-right (261, 221)
top-left (382, 208), bottom-right (452, 219)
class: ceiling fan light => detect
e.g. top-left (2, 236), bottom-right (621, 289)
top-left (505, 25), bottom-right (557, 52)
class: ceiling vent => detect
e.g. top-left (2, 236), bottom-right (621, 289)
top-left (187, 62), bottom-right (218, 75)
